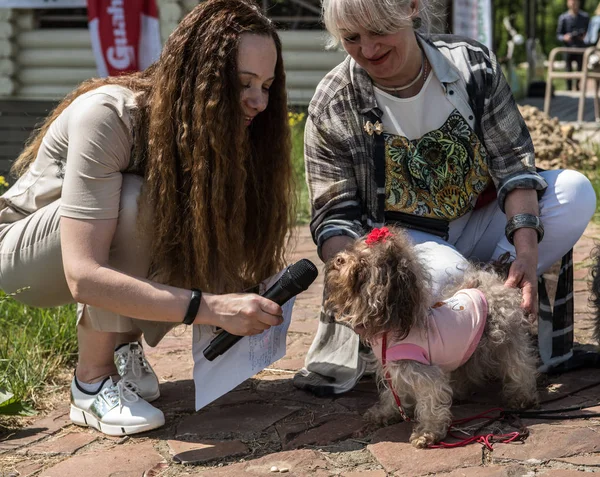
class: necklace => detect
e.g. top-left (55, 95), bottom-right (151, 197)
top-left (374, 48), bottom-right (426, 94)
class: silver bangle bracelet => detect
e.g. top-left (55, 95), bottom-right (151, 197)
top-left (505, 213), bottom-right (544, 245)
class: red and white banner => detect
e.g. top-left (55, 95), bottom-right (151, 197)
top-left (87, 0), bottom-right (162, 77)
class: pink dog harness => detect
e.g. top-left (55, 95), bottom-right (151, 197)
top-left (371, 289), bottom-right (488, 372)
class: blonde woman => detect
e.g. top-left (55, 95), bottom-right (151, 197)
top-left (0, 0), bottom-right (295, 435)
top-left (294, 0), bottom-right (596, 396)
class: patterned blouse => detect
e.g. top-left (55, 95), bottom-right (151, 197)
top-left (305, 34), bottom-right (547, 259)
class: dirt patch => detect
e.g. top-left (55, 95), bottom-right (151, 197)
top-left (321, 446), bottom-right (383, 474)
top-left (519, 105), bottom-right (599, 170)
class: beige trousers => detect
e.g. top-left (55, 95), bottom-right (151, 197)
top-left (0, 174), bottom-right (174, 346)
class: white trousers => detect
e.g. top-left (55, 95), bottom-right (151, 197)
top-left (303, 169), bottom-right (597, 393)
top-left (410, 169), bottom-right (596, 299)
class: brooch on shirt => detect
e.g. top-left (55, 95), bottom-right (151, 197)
top-left (364, 120), bottom-right (384, 136)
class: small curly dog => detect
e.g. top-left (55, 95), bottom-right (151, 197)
top-left (325, 226), bottom-right (539, 448)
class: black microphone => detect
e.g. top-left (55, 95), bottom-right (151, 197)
top-left (202, 259), bottom-right (319, 361)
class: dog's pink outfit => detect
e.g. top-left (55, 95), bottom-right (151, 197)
top-left (371, 289), bottom-right (488, 372)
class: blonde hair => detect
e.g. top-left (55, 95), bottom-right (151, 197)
top-left (322, 0), bottom-right (431, 46)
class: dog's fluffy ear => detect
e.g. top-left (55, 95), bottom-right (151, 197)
top-left (333, 254), bottom-right (369, 294)
top-left (483, 251), bottom-right (513, 281)
top-left (383, 254), bottom-right (426, 340)
top-left (324, 253), bottom-right (371, 322)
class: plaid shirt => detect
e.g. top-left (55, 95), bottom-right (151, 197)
top-left (305, 34), bottom-right (547, 260)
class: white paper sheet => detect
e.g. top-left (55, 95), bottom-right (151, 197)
top-left (192, 277), bottom-right (295, 410)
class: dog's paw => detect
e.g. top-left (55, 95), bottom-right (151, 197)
top-left (409, 431), bottom-right (439, 449)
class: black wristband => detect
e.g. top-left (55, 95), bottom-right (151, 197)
top-left (505, 213), bottom-right (544, 245)
top-left (183, 289), bottom-right (202, 325)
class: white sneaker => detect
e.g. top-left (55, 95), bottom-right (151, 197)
top-left (114, 342), bottom-right (160, 402)
top-left (69, 376), bottom-right (165, 436)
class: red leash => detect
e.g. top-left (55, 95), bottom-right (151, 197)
top-left (380, 333), bottom-right (528, 450)
top-left (381, 333), bottom-right (411, 422)
top-left (429, 408), bottom-right (528, 450)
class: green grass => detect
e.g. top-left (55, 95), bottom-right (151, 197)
top-left (289, 110), bottom-right (310, 225)
top-left (575, 140), bottom-right (600, 224)
top-left (588, 178), bottom-right (600, 224)
top-left (583, 167), bottom-right (600, 224)
top-left (0, 294), bottom-right (77, 412)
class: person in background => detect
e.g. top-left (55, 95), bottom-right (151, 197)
top-left (0, 0), bottom-right (294, 436)
top-left (293, 0), bottom-right (596, 397)
top-left (557, 0), bottom-right (590, 90)
top-left (585, 3), bottom-right (600, 45)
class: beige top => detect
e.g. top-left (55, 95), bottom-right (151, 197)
top-left (0, 85), bottom-right (139, 229)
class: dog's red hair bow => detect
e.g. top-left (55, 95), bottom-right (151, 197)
top-left (366, 227), bottom-right (391, 246)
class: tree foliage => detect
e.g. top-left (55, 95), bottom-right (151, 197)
top-left (491, 0), bottom-right (596, 62)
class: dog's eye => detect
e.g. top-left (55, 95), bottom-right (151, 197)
top-left (335, 256), bottom-right (346, 266)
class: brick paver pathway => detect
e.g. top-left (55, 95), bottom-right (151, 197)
top-left (2, 224), bottom-right (600, 476)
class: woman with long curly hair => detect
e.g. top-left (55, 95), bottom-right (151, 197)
top-left (0, 0), bottom-right (295, 436)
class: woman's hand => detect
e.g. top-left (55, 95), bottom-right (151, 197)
top-left (503, 189), bottom-right (540, 320)
top-left (203, 293), bottom-right (284, 336)
top-left (505, 255), bottom-right (538, 319)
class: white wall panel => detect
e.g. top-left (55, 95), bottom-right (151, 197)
top-left (283, 50), bottom-right (346, 70)
top-left (0, 76), bottom-right (14, 95)
top-left (16, 29), bottom-right (90, 48)
top-left (287, 88), bottom-right (320, 105)
top-left (18, 49), bottom-right (95, 68)
top-left (15, 84), bottom-right (73, 98)
top-left (9, 14), bottom-right (345, 104)
top-left (13, 12), bottom-right (34, 31)
top-left (0, 9), bottom-right (14, 98)
top-left (181, 0), bottom-right (198, 14)
top-left (0, 9), bottom-right (12, 21)
top-left (0, 58), bottom-right (14, 75)
top-left (279, 30), bottom-right (332, 50)
top-left (0, 21), bottom-right (13, 39)
top-left (158, 2), bottom-right (182, 23)
top-left (286, 70), bottom-right (335, 88)
top-left (19, 67), bottom-right (97, 85)
top-left (0, 39), bottom-right (13, 58)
